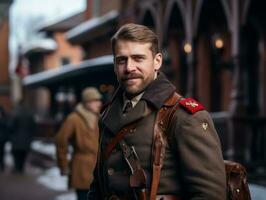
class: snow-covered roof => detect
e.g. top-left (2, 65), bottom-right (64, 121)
top-left (22, 39), bottom-right (57, 56)
top-left (66, 10), bottom-right (118, 44)
top-left (37, 11), bottom-right (85, 32)
top-left (23, 55), bottom-right (115, 87)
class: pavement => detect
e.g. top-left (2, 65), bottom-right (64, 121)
top-left (0, 171), bottom-right (70, 200)
top-left (0, 142), bottom-right (75, 200)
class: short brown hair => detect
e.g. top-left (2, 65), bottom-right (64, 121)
top-left (111, 23), bottom-right (159, 56)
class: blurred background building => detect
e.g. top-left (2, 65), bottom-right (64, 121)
top-left (1, 0), bottom-right (266, 199)
top-left (0, 0), bottom-right (13, 112)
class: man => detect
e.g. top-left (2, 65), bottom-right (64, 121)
top-left (88, 24), bottom-right (226, 199)
top-left (55, 87), bottom-right (102, 200)
top-left (10, 99), bottom-right (35, 173)
top-left (0, 106), bottom-right (8, 171)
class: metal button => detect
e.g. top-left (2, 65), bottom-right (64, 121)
top-left (129, 128), bottom-right (136, 134)
top-left (108, 168), bottom-right (114, 176)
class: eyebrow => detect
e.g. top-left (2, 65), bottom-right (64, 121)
top-left (115, 54), bottom-right (147, 59)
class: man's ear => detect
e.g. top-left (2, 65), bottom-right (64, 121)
top-left (154, 53), bottom-right (162, 71)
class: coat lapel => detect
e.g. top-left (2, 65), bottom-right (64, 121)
top-left (102, 96), bottom-right (151, 134)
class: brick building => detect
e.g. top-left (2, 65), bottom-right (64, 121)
top-left (0, 0), bottom-right (13, 112)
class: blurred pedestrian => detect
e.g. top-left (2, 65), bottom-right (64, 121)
top-left (54, 87), bottom-right (102, 200)
top-left (10, 99), bottom-right (35, 173)
top-left (0, 106), bottom-right (8, 171)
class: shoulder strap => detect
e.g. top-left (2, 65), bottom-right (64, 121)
top-left (150, 93), bottom-right (182, 200)
top-left (103, 121), bottom-right (139, 160)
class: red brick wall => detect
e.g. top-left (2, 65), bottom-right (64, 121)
top-left (220, 35), bottom-right (232, 111)
top-left (86, 37), bottom-right (112, 59)
top-left (0, 19), bottom-right (11, 112)
top-left (197, 36), bottom-right (211, 109)
top-left (44, 32), bottom-right (83, 70)
top-left (0, 20), bottom-right (9, 83)
top-left (100, 0), bottom-right (120, 15)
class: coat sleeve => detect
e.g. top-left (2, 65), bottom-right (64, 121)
top-left (54, 115), bottom-right (75, 175)
top-left (173, 109), bottom-right (226, 200)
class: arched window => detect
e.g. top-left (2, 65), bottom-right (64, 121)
top-left (164, 2), bottom-right (186, 94)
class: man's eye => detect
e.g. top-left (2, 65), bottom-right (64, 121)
top-left (134, 57), bottom-right (144, 62)
top-left (116, 58), bottom-right (126, 64)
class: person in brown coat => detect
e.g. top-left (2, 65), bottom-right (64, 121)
top-left (88, 24), bottom-right (226, 200)
top-left (55, 87), bottom-right (102, 200)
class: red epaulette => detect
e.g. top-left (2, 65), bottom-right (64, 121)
top-left (178, 98), bottom-right (205, 114)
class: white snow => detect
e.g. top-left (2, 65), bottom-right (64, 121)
top-left (55, 193), bottom-right (76, 200)
top-left (37, 167), bottom-right (68, 191)
top-left (31, 140), bottom-right (56, 159)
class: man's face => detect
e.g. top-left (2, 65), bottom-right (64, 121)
top-left (84, 100), bottom-right (102, 114)
top-left (114, 40), bottom-right (162, 98)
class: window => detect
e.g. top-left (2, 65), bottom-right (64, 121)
top-left (61, 57), bottom-right (70, 66)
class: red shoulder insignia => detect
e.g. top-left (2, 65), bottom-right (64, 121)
top-left (178, 98), bottom-right (205, 114)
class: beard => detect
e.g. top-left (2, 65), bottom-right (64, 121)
top-left (119, 72), bottom-right (153, 97)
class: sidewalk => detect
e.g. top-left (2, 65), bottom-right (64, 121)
top-left (0, 142), bottom-right (74, 200)
top-left (0, 171), bottom-right (68, 200)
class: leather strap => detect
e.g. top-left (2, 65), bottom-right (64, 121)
top-left (150, 93), bottom-right (181, 200)
top-left (103, 121), bottom-right (139, 160)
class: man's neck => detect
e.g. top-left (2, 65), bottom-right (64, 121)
top-left (123, 92), bottom-right (144, 108)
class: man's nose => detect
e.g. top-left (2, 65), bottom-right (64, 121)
top-left (125, 58), bottom-right (136, 72)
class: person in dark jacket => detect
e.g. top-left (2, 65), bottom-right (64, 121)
top-left (10, 99), bottom-right (35, 173)
top-left (0, 106), bottom-right (8, 171)
top-left (88, 23), bottom-right (226, 200)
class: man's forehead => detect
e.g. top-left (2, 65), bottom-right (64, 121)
top-left (116, 40), bottom-right (151, 48)
top-left (115, 40), bottom-right (152, 55)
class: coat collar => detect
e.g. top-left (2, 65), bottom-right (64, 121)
top-left (101, 72), bottom-right (176, 134)
top-left (141, 72), bottom-right (176, 109)
top-left (75, 103), bottom-right (98, 130)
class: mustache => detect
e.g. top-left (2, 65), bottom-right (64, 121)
top-left (121, 73), bottom-right (143, 81)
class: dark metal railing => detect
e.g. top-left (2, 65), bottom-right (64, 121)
top-left (212, 111), bottom-right (266, 172)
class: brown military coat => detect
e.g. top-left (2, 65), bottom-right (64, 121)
top-left (89, 73), bottom-right (226, 199)
top-left (54, 104), bottom-right (99, 189)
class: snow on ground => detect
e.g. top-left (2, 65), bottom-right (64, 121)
top-left (31, 140), bottom-right (57, 159)
top-left (37, 167), bottom-right (68, 191)
top-left (36, 166), bottom-right (76, 200)
top-left (250, 184), bottom-right (266, 200)
top-left (55, 193), bottom-right (76, 200)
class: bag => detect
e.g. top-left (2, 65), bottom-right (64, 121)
top-left (224, 160), bottom-right (251, 200)
top-left (151, 92), bottom-right (252, 200)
